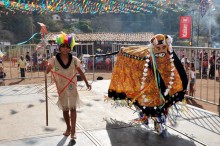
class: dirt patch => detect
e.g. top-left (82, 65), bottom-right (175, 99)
top-left (1, 61), bottom-right (112, 85)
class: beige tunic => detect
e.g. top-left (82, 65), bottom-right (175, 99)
top-left (48, 55), bottom-right (81, 111)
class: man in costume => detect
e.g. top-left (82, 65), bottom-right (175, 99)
top-left (108, 34), bottom-right (188, 134)
top-left (46, 33), bottom-right (91, 139)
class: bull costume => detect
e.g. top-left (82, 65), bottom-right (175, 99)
top-left (108, 34), bottom-right (188, 134)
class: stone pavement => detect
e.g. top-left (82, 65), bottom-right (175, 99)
top-left (0, 80), bottom-right (219, 146)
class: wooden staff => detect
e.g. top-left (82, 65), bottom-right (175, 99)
top-left (45, 71), bottom-right (48, 126)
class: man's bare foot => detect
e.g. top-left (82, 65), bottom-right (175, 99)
top-left (63, 127), bottom-right (71, 137)
top-left (71, 131), bottom-right (76, 139)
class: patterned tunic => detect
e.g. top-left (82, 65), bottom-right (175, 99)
top-left (48, 54), bottom-right (81, 111)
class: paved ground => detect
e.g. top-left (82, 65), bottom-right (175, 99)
top-left (0, 80), bottom-right (220, 146)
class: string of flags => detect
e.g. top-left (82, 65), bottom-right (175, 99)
top-left (0, 0), bottom-right (186, 15)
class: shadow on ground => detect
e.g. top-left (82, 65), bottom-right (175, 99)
top-left (8, 79), bottom-right (24, 85)
top-left (105, 118), bottom-right (196, 146)
top-left (186, 99), bottom-right (203, 109)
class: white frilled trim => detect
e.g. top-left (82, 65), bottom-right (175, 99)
top-left (164, 49), bottom-right (175, 96)
top-left (140, 55), bottom-right (150, 103)
top-left (145, 36), bottom-right (175, 97)
top-left (150, 35), bottom-right (173, 51)
top-left (140, 35), bottom-right (175, 108)
top-left (153, 38), bottom-right (159, 45)
top-left (151, 35), bottom-right (173, 46)
top-left (166, 35), bottom-right (173, 45)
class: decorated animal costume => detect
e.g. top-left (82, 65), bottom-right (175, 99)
top-left (108, 34), bottom-right (188, 134)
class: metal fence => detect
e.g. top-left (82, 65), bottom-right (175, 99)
top-left (173, 46), bottom-right (220, 108)
top-left (0, 43), bottom-right (96, 81)
top-left (1, 43), bottom-right (220, 114)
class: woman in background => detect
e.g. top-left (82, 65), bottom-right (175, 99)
top-left (18, 55), bottom-right (27, 79)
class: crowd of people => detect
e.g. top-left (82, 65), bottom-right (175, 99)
top-left (180, 50), bottom-right (220, 97)
top-left (81, 48), bottom-right (113, 72)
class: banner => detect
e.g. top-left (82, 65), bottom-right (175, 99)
top-left (179, 16), bottom-right (192, 39)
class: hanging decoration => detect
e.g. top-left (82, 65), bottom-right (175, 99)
top-left (17, 22), bottom-right (48, 45)
top-left (17, 33), bottom-right (39, 45)
top-left (0, 0), bottom-right (186, 15)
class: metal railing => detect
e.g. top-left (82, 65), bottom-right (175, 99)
top-left (1, 44), bottom-right (220, 115)
top-left (0, 43), bottom-right (96, 81)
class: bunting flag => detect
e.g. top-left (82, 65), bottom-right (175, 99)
top-left (38, 22), bottom-right (48, 38)
top-left (38, 22), bottom-right (48, 35)
top-left (199, 0), bottom-right (210, 17)
top-left (0, 0), bottom-right (186, 15)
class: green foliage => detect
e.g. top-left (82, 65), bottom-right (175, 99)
top-left (217, 14), bottom-right (220, 27)
top-left (75, 20), bottom-right (92, 33)
top-left (0, 14), bottom-right (33, 43)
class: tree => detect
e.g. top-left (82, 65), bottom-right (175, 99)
top-left (0, 14), bottom-right (33, 44)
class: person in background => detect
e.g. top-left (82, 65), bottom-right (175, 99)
top-left (18, 55), bottom-right (27, 79)
top-left (25, 52), bottom-right (31, 62)
top-left (46, 33), bottom-right (91, 139)
top-left (37, 53), bottom-right (43, 70)
top-left (199, 51), bottom-right (208, 76)
top-left (0, 66), bottom-right (6, 86)
top-left (25, 52), bottom-right (31, 71)
top-left (189, 63), bottom-right (196, 97)
top-left (181, 54), bottom-right (190, 67)
top-left (217, 54), bottom-right (220, 81)
top-left (106, 49), bottom-right (111, 54)
top-left (209, 52), bottom-right (215, 79)
top-left (184, 62), bottom-right (190, 95)
top-left (37, 53), bottom-right (43, 65)
top-left (105, 57), bottom-right (111, 71)
top-left (32, 51), bottom-right (38, 69)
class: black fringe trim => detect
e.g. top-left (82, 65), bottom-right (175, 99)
top-left (56, 53), bottom-right (73, 69)
top-left (108, 89), bottom-right (185, 117)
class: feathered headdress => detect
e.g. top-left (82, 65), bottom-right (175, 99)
top-left (56, 32), bottom-right (76, 48)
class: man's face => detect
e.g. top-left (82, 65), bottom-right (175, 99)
top-left (154, 44), bottom-right (167, 58)
top-left (60, 46), bottom-right (71, 54)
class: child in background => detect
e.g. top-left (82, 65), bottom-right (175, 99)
top-left (189, 63), bottom-right (196, 97)
top-left (184, 62), bottom-right (190, 95)
top-left (0, 66), bottom-right (6, 86)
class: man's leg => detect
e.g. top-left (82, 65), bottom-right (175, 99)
top-left (70, 109), bottom-right (77, 138)
top-left (20, 68), bottom-right (24, 78)
top-left (63, 110), bottom-right (71, 136)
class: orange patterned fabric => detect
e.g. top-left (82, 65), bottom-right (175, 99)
top-left (156, 56), bottom-right (183, 96)
top-left (109, 46), bottom-right (183, 107)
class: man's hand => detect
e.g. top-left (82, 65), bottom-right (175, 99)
top-left (86, 83), bottom-right (92, 90)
